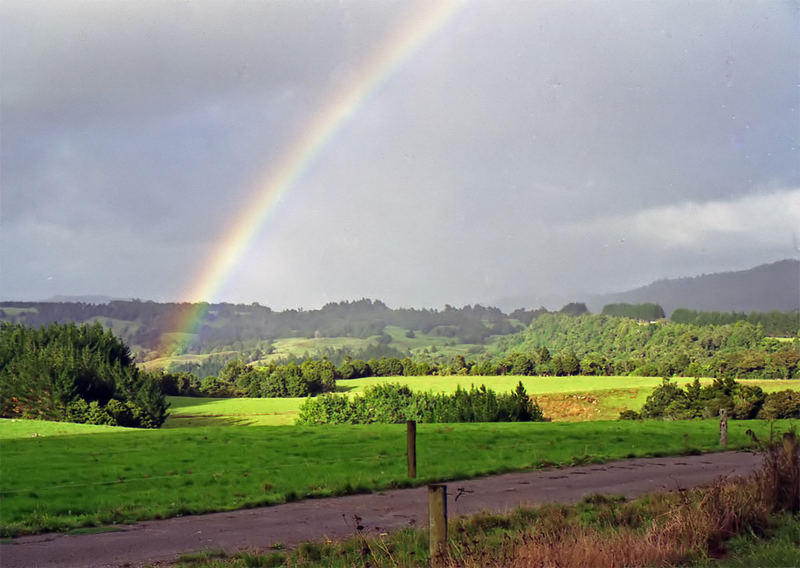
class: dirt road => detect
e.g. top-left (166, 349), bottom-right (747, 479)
top-left (1, 451), bottom-right (761, 568)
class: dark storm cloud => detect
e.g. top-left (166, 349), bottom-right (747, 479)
top-left (1, 0), bottom-right (797, 306)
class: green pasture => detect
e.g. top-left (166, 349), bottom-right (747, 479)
top-left (2, 417), bottom-right (796, 536)
top-left (165, 396), bottom-right (301, 427)
top-left (338, 375), bottom-right (797, 395)
top-left (260, 336), bottom-right (376, 363)
top-left (140, 350), bottom-right (240, 371)
top-left (381, 325), bottom-right (492, 357)
top-left (338, 375), bottom-right (694, 395)
top-left (0, 419), bottom-right (133, 440)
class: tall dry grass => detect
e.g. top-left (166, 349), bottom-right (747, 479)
top-left (447, 431), bottom-right (798, 568)
top-left (757, 429), bottom-right (800, 514)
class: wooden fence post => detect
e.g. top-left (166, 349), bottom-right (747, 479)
top-left (407, 420), bottom-right (417, 478)
top-left (428, 484), bottom-right (447, 562)
top-left (719, 408), bottom-right (728, 447)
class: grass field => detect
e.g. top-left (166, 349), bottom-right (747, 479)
top-left (165, 396), bottom-right (301, 427)
top-left (162, 377), bottom-right (800, 426)
top-left (338, 375), bottom-right (797, 395)
top-left (261, 336), bottom-right (377, 363)
top-left (0, 419), bottom-right (133, 440)
top-left (381, 325), bottom-right (493, 357)
top-left (140, 350), bottom-right (241, 370)
top-left (1, 417), bottom-right (797, 536)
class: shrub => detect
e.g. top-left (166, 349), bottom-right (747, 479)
top-left (759, 390), bottom-right (800, 419)
top-left (66, 398), bottom-right (90, 423)
top-left (641, 380), bottom-right (686, 418)
top-left (296, 382), bottom-right (546, 425)
top-left (296, 393), bottom-right (354, 425)
top-left (85, 401), bottom-right (114, 426)
top-left (105, 399), bottom-right (134, 427)
top-left (641, 377), bottom-right (766, 421)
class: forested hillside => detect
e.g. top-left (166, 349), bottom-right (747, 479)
top-left (496, 313), bottom-right (799, 380)
top-left (670, 309), bottom-right (799, 337)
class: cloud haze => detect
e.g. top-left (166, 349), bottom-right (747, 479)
top-left (2, 0), bottom-right (798, 309)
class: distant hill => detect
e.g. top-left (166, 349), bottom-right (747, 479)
top-left (587, 259), bottom-right (799, 316)
top-left (46, 295), bottom-right (127, 304)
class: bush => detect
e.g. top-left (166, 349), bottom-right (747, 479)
top-left (296, 393), bottom-right (354, 425)
top-left (641, 377), bottom-right (766, 421)
top-left (759, 390), bottom-right (800, 419)
top-left (296, 382), bottom-right (546, 425)
top-left (85, 401), bottom-right (115, 426)
top-left (105, 399), bottom-right (134, 427)
top-left (641, 380), bottom-right (686, 418)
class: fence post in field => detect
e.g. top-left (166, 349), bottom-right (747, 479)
top-left (428, 484), bottom-right (447, 562)
top-left (719, 409), bottom-right (728, 447)
top-left (407, 420), bottom-right (417, 478)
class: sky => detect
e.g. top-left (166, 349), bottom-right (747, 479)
top-left (2, 0), bottom-right (798, 310)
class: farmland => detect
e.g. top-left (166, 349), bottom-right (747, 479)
top-left (2, 314), bottom-right (799, 546)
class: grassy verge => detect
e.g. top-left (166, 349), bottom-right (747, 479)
top-left (1, 418), bottom-right (795, 536)
top-left (706, 514), bottom-right (800, 567)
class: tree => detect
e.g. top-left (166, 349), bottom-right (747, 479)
top-left (640, 379), bottom-right (686, 418)
top-left (551, 349), bottom-right (580, 376)
top-left (559, 302), bottom-right (589, 316)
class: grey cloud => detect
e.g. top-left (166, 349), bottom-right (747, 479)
top-left (1, 1), bottom-right (415, 124)
top-left (1, 0), bottom-right (797, 306)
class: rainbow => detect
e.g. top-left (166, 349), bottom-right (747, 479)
top-left (166, 1), bottom-right (464, 354)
